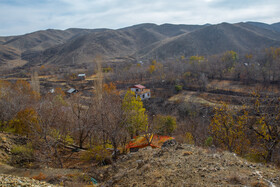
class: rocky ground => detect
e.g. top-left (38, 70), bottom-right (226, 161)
top-left (0, 174), bottom-right (57, 186)
top-left (97, 143), bottom-right (280, 187)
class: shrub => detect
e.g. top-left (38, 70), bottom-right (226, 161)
top-left (154, 115), bottom-right (177, 136)
top-left (81, 145), bottom-right (110, 163)
top-left (244, 153), bottom-right (266, 163)
top-left (205, 136), bottom-right (213, 147)
top-left (0, 122), bottom-right (16, 133)
top-left (10, 143), bottom-right (34, 167)
top-left (32, 172), bottom-right (47, 181)
top-left (185, 132), bottom-right (195, 144)
top-left (103, 67), bottom-right (113, 73)
top-left (50, 129), bottom-right (74, 145)
top-left (175, 85), bottom-right (182, 92)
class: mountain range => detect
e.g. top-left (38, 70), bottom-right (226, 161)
top-left (0, 21), bottom-right (280, 68)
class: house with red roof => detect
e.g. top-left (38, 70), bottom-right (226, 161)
top-left (130, 84), bottom-right (151, 100)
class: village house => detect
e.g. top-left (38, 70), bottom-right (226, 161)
top-left (78, 74), bottom-right (86, 80)
top-left (130, 84), bottom-right (151, 100)
top-left (67, 88), bottom-right (79, 94)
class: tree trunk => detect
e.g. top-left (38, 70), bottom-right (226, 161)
top-left (79, 132), bottom-right (84, 149)
top-left (54, 144), bottom-right (63, 168)
top-left (266, 149), bottom-right (273, 163)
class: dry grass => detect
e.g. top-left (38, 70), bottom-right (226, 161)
top-left (169, 91), bottom-right (243, 109)
top-left (208, 80), bottom-right (280, 94)
top-left (86, 74), bottom-right (98, 81)
top-left (4, 59), bottom-right (28, 69)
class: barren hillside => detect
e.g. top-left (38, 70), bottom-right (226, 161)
top-left (99, 143), bottom-right (280, 187)
top-left (1, 22), bottom-right (280, 69)
top-left (1, 132), bottom-right (279, 186)
top-left (138, 23), bottom-right (280, 59)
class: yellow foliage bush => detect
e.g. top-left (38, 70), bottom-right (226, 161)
top-left (81, 145), bottom-right (110, 163)
top-left (10, 143), bottom-right (34, 167)
top-left (185, 132), bottom-right (195, 144)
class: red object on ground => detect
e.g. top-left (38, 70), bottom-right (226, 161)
top-left (126, 134), bottom-right (174, 149)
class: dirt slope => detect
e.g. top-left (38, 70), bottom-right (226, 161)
top-left (100, 144), bottom-right (280, 186)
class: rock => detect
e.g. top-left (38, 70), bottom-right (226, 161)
top-left (136, 160), bottom-right (145, 169)
top-left (141, 164), bottom-right (151, 173)
top-left (183, 151), bottom-right (193, 156)
top-left (153, 150), bottom-right (165, 157)
top-left (162, 139), bottom-right (177, 148)
top-left (175, 145), bottom-right (184, 150)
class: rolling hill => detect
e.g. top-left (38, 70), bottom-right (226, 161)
top-left (0, 22), bottom-right (280, 68)
top-left (2, 28), bottom-right (107, 52)
top-left (137, 23), bottom-right (280, 59)
top-left (247, 21), bottom-right (280, 32)
top-left (0, 45), bottom-right (20, 63)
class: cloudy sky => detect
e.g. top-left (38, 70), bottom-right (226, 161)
top-left (0, 0), bottom-right (279, 36)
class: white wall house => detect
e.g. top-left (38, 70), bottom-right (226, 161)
top-left (130, 84), bottom-right (151, 100)
top-left (78, 74), bottom-right (86, 80)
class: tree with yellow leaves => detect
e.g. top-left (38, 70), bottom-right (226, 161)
top-left (122, 90), bottom-right (148, 138)
top-left (189, 55), bottom-right (204, 64)
top-left (9, 108), bottom-right (38, 136)
top-left (248, 92), bottom-right (280, 162)
top-left (103, 82), bottom-right (119, 95)
top-left (210, 103), bottom-right (249, 155)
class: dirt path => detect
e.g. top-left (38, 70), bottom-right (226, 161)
top-left (0, 162), bottom-right (81, 179)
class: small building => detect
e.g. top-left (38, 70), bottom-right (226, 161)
top-left (138, 61), bottom-right (144, 65)
top-left (49, 88), bottom-right (55, 93)
top-left (130, 84), bottom-right (151, 100)
top-left (67, 88), bottom-right (79, 94)
top-left (78, 74), bottom-right (86, 80)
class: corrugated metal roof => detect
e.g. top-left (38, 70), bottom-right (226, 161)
top-left (67, 88), bottom-right (76, 93)
top-left (78, 74), bottom-right (86, 77)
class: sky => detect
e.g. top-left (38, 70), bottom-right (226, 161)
top-left (0, 0), bottom-right (279, 36)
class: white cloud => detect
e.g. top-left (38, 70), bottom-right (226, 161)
top-left (0, 0), bottom-right (279, 36)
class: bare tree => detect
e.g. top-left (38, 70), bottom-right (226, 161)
top-left (68, 94), bottom-right (95, 149)
top-left (31, 94), bottom-right (71, 168)
top-left (31, 69), bottom-right (40, 95)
